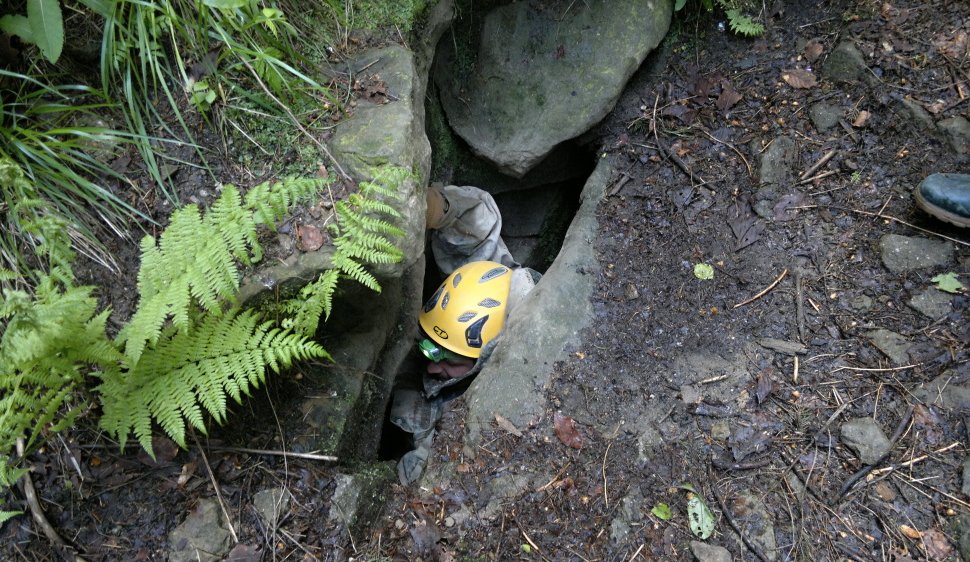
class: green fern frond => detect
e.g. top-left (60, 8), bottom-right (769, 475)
top-left (99, 309), bottom-right (328, 455)
top-left (281, 165), bottom-right (407, 337)
top-left (724, 8), bottom-right (764, 36)
top-left (120, 177), bottom-right (327, 365)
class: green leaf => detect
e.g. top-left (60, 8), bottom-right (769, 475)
top-left (203, 0), bottom-right (249, 8)
top-left (1, 510), bottom-right (23, 525)
top-left (687, 494), bottom-right (716, 539)
top-left (27, 0), bottom-right (64, 63)
top-left (651, 502), bottom-right (673, 520)
top-left (520, 544), bottom-right (532, 554)
top-left (932, 272), bottom-right (966, 294)
top-left (693, 263), bottom-right (715, 280)
top-left (0, 15), bottom-right (34, 44)
top-left (76, 0), bottom-right (111, 17)
top-left (674, 0), bottom-right (687, 10)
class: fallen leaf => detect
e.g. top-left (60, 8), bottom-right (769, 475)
top-left (756, 371), bottom-right (774, 404)
top-left (716, 82), bottom-right (743, 112)
top-left (693, 263), bottom-right (715, 280)
top-left (553, 412), bottom-right (584, 449)
top-left (137, 435), bottom-right (179, 466)
top-left (651, 502), bottom-right (673, 520)
top-left (729, 425), bottom-right (772, 462)
top-left (932, 272), bottom-right (966, 294)
top-left (782, 69), bottom-right (817, 89)
top-left (686, 493), bottom-right (716, 539)
top-left (177, 461), bottom-right (197, 487)
top-left (772, 193), bottom-right (804, 221)
top-left (804, 39), bottom-right (824, 62)
top-left (495, 414), bottom-right (523, 437)
top-left (900, 524), bottom-right (923, 540)
top-left (922, 527), bottom-right (955, 560)
top-left (225, 544), bottom-right (261, 562)
top-left (297, 224), bottom-right (324, 251)
top-left (852, 110), bottom-right (871, 127)
top-left (933, 30), bottom-right (969, 59)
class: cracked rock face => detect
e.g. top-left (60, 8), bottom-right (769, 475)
top-left (435, 0), bottom-right (672, 178)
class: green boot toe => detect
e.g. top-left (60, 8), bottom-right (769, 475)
top-left (915, 173), bottom-right (970, 228)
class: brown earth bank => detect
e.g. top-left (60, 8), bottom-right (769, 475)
top-left (3, 0), bottom-right (970, 561)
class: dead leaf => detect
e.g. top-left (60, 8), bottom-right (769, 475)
top-left (782, 69), bottom-right (817, 89)
top-left (804, 39), bottom-right (824, 62)
top-left (297, 224), bottom-right (324, 251)
top-left (852, 110), bottom-right (871, 127)
top-left (924, 100), bottom-right (946, 114)
top-left (900, 524), bottom-right (923, 540)
top-left (553, 412), bottom-right (585, 449)
top-left (756, 371), bottom-right (774, 404)
top-left (922, 528), bottom-right (955, 560)
top-left (933, 30), bottom-right (969, 59)
top-left (726, 198), bottom-right (764, 251)
top-left (729, 425), bottom-right (772, 462)
top-left (177, 461), bottom-right (197, 487)
top-left (716, 81), bottom-right (743, 112)
top-left (693, 75), bottom-right (719, 98)
top-left (495, 414), bottom-right (523, 437)
top-left (226, 543), bottom-right (261, 562)
top-left (137, 435), bottom-right (179, 466)
top-left (772, 193), bottom-right (804, 221)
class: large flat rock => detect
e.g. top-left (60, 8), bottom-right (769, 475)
top-left (435, 0), bottom-right (671, 177)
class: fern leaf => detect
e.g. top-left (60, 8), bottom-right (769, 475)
top-left (724, 8), bottom-right (764, 36)
top-left (100, 309), bottom-right (327, 456)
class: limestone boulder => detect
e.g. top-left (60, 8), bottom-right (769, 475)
top-left (435, 0), bottom-right (672, 177)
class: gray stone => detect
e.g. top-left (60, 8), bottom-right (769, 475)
top-left (808, 102), bottom-right (842, 133)
top-left (899, 97), bottom-right (938, 133)
top-left (908, 288), bottom-right (953, 319)
top-left (729, 491), bottom-right (777, 561)
top-left (436, 1), bottom-right (671, 177)
top-left (951, 513), bottom-right (970, 561)
top-left (480, 472), bottom-right (533, 520)
top-left (867, 328), bottom-right (911, 366)
top-left (849, 294), bottom-right (873, 312)
top-left (914, 371), bottom-right (970, 412)
top-left (253, 488), bottom-right (291, 531)
top-left (938, 115), bottom-right (970, 154)
top-left (494, 185), bottom-right (577, 270)
top-left (463, 158), bottom-right (611, 449)
top-left (879, 234), bottom-right (953, 273)
top-left (610, 488), bottom-right (644, 544)
top-left (963, 456), bottom-right (970, 497)
top-left (822, 41), bottom-right (871, 84)
top-left (691, 541), bottom-right (733, 562)
top-left (757, 338), bottom-right (808, 356)
top-left (328, 464), bottom-right (396, 535)
top-left (840, 417), bottom-right (891, 464)
top-left (168, 499), bottom-right (232, 562)
top-left (758, 136), bottom-right (797, 187)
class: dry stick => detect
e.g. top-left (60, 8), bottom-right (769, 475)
top-left (193, 434), bottom-right (239, 544)
top-left (799, 149), bottom-right (837, 180)
top-left (733, 269), bottom-right (789, 309)
top-left (629, 543), bottom-right (645, 561)
top-left (871, 441), bottom-right (962, 475)
top-left (831, 364), bottom-right (920, 373)
top-left (238, 58), bottom-right (350, 181)
top-left (795, 271), bottom-right (806, 343)
top-left (207, 445), bottom-right (337, 462)
top-left (835, 405), bottom-right (915, 503)
top-left (712, 484), bottom-right (771, 562)
top-left (602, 441), bottom-right (613, 509)
top-left (652, 94), bottom-right (707, 185)
top-left (701, 129), bottom-right (752, 176)
top-left (15, 439), bottom-right (89, 562)
top-left (797, 170), bottom-right (838, 185)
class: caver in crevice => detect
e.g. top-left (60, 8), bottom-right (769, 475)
top-left (390, 184), bottom-right (540, 484)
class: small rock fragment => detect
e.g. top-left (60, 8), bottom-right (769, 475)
top-left (908, 288), bottom-right (953, 318)
top-left (915, 372), bottom-right (970, 412)
top-left (757, 338), bottom-right (807, 356)
top-left (841, 418), bottom-right (891, 464)
top-left (867, 328), bottom-right (912, 366)
top-left (690, 541), bottom-right (732, 562)
top-left (879, 234), bottom-right (953, 273)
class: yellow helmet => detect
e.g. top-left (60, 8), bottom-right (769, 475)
top-left (419, 261), bottom-right (512, 358)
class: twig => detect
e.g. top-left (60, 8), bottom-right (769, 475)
top-left (602, 441), bottom-right (613, 509)
top-left (799, 149), bottom-right (837, 180)
top-left (206, 445), bottom-right (337, 462)
top-left (193, 435), bottom-right (239, 544)
top-left (831, 364), bottom-right (920, 373)
top-left (607, 172), bottom-right (633, 197)
top-left (836, 405), bottom-right (915, 502)
top-left (629, 544), bottom-right (645, 561)
top-left (797, 170), bottom-right (838, 185)
top-left (871, 441), bottom-right (961, 475)
top-left (238, 58), bottom-right (349, 180)
top-left (652, 94), bottom-right (707, 185)
top-left (15, 439), bottom-right (89, 562)
top-left (733, 269), bottom-right (788, 309)
top-left (712, 457), bottom-right (771, 471)
top-left (701, 129), bottom-right (752, 176)
top-left (795, 270), bottom-right (806, 343)
top-left (713, 483), bottom-right (771, 562)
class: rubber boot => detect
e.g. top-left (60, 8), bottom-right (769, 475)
top-left (915, 173), bottom-right (970, 228)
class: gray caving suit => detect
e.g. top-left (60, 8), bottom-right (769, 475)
top-left (391, 185), bottom-right (539, 485)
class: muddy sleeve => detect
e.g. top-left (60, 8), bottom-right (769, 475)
top-left (430, 185), bottom-right (518, 274)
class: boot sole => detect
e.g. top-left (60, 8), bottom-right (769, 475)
top-left (914, 188), bottom-right (970, 228)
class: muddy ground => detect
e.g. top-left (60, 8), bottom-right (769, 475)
top-left (3, 0), bottom-right (970, 560)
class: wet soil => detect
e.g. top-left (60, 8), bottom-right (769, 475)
top-left (3, 0), bottom-right (970, 561)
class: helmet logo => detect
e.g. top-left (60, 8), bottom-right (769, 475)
top-left (433, 326), bottom-right (449, 339)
